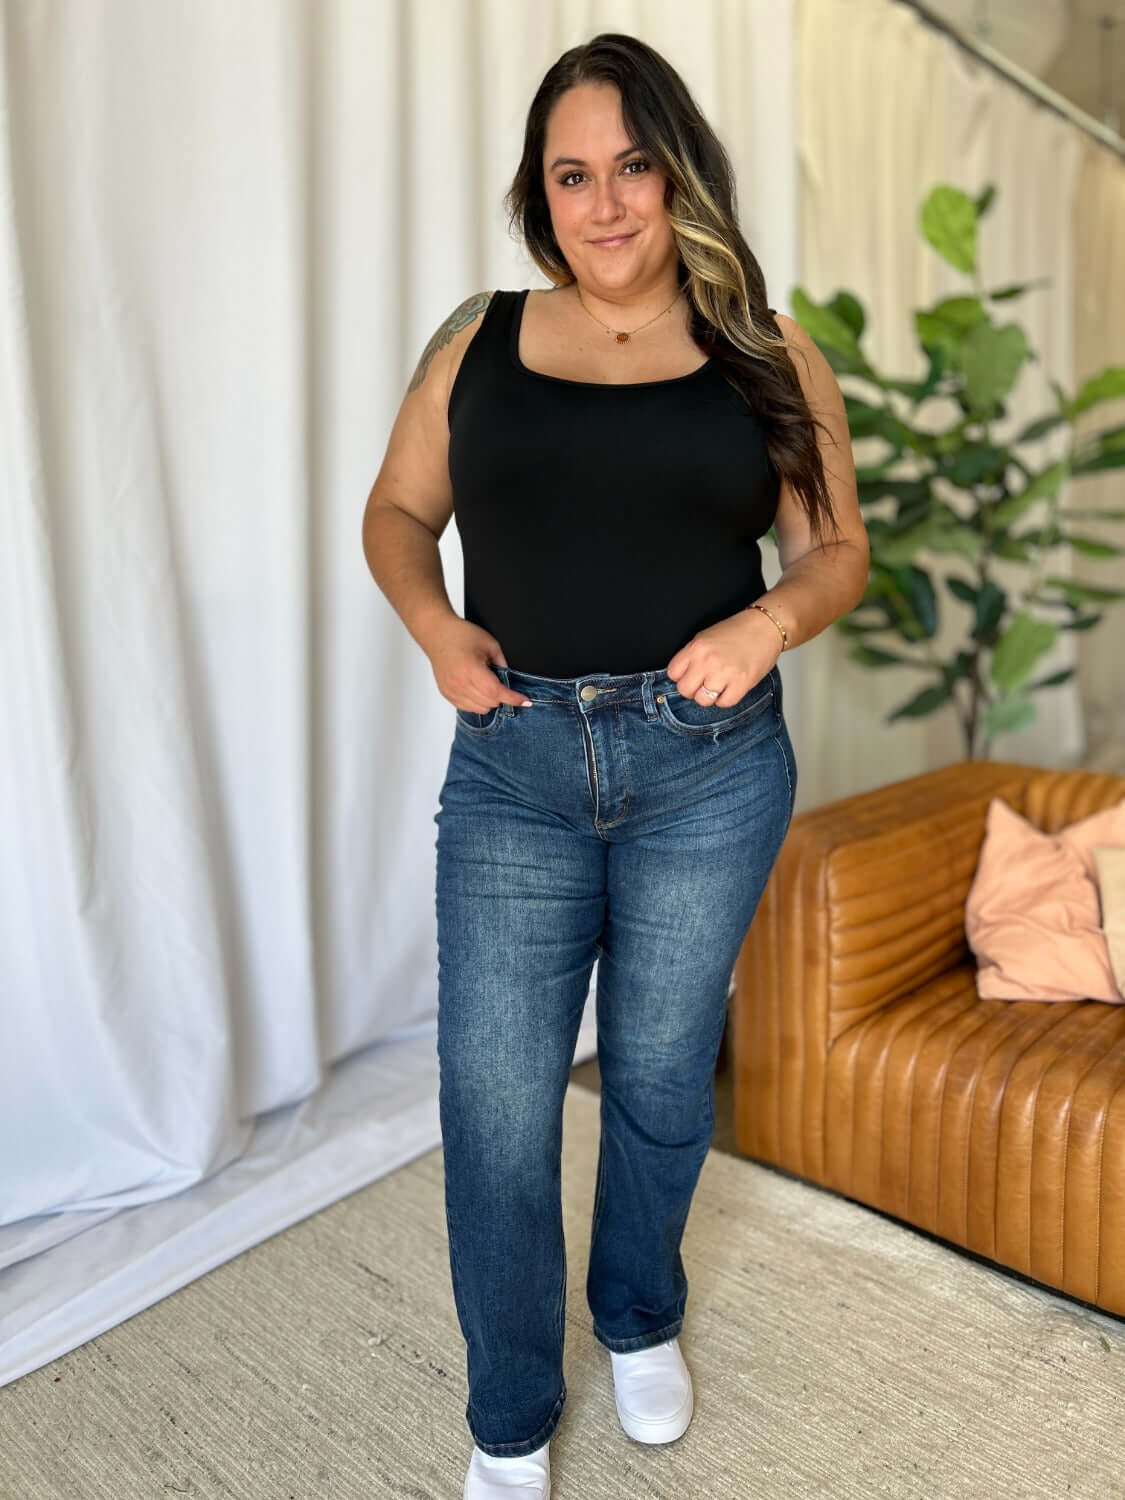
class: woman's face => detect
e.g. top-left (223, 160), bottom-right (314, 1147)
top-left (541, 82), bottom-right (676, 295)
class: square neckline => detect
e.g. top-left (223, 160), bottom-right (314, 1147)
top-left (508, 288), bottom-right (714, 389)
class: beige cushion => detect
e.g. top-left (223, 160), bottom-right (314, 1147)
top-left (1093, 846), bottom-right (1125, 998)
top-left (965, 796), bottom-right (1125, 1002)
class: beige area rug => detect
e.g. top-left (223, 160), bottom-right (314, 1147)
top-left (3, 1081), bottom-right (1123, 1500)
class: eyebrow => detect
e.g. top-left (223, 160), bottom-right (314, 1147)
top-left (546, 146), bottom-right (642, 172)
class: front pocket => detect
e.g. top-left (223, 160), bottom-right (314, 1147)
top-left (455, 703), bottom-right (504, 736)
top-left (657, 675), bottom-right (775, 738)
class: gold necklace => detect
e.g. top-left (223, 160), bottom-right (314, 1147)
top-left (574, 285), bottom-right (684, 344)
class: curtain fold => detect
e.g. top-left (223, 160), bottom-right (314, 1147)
top-left (0, 0), bottom-right (796, 1382)
top-left (2, 0), bottom-right (1118, 1389)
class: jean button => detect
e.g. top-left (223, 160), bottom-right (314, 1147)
top-left (579, 684), bottom-right (599, 701)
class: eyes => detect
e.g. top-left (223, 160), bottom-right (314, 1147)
top-left (557, 158), bottom-right (650, 189)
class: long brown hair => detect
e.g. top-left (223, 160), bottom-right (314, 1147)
top-left (503, 32), bottom-right (842, 549)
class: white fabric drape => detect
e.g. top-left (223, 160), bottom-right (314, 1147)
top-left (3, 0), bottom-right (1119, 1387)
top-left (0, 0), bottom-right (795, 1383)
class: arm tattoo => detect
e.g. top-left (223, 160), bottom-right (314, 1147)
top-left (407, 291), bottom-right (492, 393)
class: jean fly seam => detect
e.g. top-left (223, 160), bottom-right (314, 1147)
top-left (594, 701), bottom-right (631, 830)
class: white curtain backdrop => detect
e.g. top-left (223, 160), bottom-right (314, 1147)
top-left (0, 0), bottom-right (796, 1384)
top-left (2, 0), bottom-right (1119, 1387)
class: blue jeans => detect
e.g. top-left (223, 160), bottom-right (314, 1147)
top-left (433, 658), bottom-right (797, 1456)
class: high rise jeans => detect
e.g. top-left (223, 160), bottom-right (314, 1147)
top-left (433, 657), bottom-right (797, 1457)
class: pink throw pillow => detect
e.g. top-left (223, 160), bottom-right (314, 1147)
top-left (965, 795), bottom-right (1125, 1002)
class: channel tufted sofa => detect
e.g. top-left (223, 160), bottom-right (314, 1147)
top-left (730, 760), bottom-right (1125, 1317)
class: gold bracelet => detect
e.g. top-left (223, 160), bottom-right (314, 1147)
top-left (747, 600), bottom-right (789, 651)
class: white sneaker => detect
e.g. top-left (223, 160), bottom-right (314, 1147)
top-left (462, 1438), bottom-right (551, 1498)
top-left (609, 1336), bottom-right (694, 1444)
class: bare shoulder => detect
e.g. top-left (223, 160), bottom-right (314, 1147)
top-left (362, 291), bottom-right (496, 543)
top-left (406, 289), bottom-right (495, 399)
top-left (772, 312), bottom-right (815, 358)
top-left (771, 312), bottom-right (838, 408)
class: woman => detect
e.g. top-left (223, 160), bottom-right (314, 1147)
top-left (362, 32), bottom-right (868, 1500)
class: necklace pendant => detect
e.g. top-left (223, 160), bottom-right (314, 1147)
top-left (615, 331), bottom-right (630, 343)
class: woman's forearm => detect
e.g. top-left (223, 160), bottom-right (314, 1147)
top-left (362, 504), bottom-right (460, 655)
top-left (744, 540), bottom-right (870, 653)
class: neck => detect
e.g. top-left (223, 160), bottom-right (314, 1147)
top-left (570, 278), bottom-right (686, 331)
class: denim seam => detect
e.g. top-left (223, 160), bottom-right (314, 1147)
top-left (579, 711), bottom-right (601, 826)
top-left (592, 1315), bottom-right (685, 1354)
top-left (594, 702), bottom-right (631, 830)
top-left (554, 1235), bottom-right (567, 1343)
top-left (468, 1382), bottom-right (567, 1457)
top-left (657, 685), bottom-right (773, 738)
top-left (590, 1131), bottom-right (608, 1245)
top-left (770, 728), bottom-right (795, 815)
top-left (455, 711), bottom-right (504, 738)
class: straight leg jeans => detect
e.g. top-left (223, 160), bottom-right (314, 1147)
top-left (433, 658), bottom-right (797, 1457)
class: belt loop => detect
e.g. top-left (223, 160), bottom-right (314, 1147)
top-left (641, 672), bottom-right (660, 722)
top-left (494, 664), bottom-right (516, 717)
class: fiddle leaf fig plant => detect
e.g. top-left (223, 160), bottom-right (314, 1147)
top-left (786, 183), bottom-right (1125, 759)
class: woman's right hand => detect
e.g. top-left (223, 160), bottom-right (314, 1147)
top-left (427, 618), bottom-right (533, 712)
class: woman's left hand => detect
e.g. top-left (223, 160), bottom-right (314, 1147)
top-left (665, 609), bottom-right (783, 707)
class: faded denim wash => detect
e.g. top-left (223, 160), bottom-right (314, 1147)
top-left (433, 658), bottom-right (797, 1456)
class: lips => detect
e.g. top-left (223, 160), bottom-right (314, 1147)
top-left (591, 232), bottom-right (636, 246)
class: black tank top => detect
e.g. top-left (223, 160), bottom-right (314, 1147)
top-left (447, 287), bottom-right (780, 678)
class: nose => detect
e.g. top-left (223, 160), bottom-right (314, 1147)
top-left (589, 174), bottom-right (627, 227)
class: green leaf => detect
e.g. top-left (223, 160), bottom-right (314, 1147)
top-left (920, 187), bottom-right (978, 274)
top-left (946, 650), bottom-right (977, 683)
top-left (983, 692), bottom-right (1037, 735)
top-left (836, 617), bottom-right (894, 637)
top-left (1066, 366), bottom-right (1125, 419)
top-left (988, 277), bottom-right (1052, 302)
top-left (915, 297), bottom-right (988, 355)
top-left (876, 518), bottom-right (943, 567)
top-left (1028, 667), bottom-right (1076, 689)
top-left (976, 184), bottom-right (997, 219)
top-left (974, 581), bottom-right (1007, 643)
top-left (990, 460), bottom-right (1070, 525)
top-left (943, 442), bottom-right (1010, 486)
top-left (827, 290), bottom-right (866, 341)
top-left (856, 476), bottom-right (933, 505)
top-left (1059, 533), bottom-right (1125, 558)
top-left (990, 534), bottom-right (1035, 561)
top-left (790, 289), bottom-right (877, 379)
top-left (848, 645), bottom-right (927, 668)
top-left (989, 613), bottom-right (1058, 691)
top-left (886, 680), bottom-right (955, 721)
top-left (884, 345), bottom-right (949, 403)
top-left (926, 526), bottom-right (984, 563)
top-left (946, 576), bottom-right (978, 604)
top-left (1015, 412), bottom-right (1068, 443)
top-left (1043, 574), bottom-right (1125, 604)
top-left (958, 322), bottom-right (1031, 411)
top-left (1070, 446), bottom-right (1125, 476)
top-left (890, 565), bottom-right (939, 638)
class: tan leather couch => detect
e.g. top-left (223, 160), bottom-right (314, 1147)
top-left (730, 760), bottom-right (1125, 1317)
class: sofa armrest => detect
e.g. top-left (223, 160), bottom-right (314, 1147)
top-left (729, 758), bottom-right (1044, 1177)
